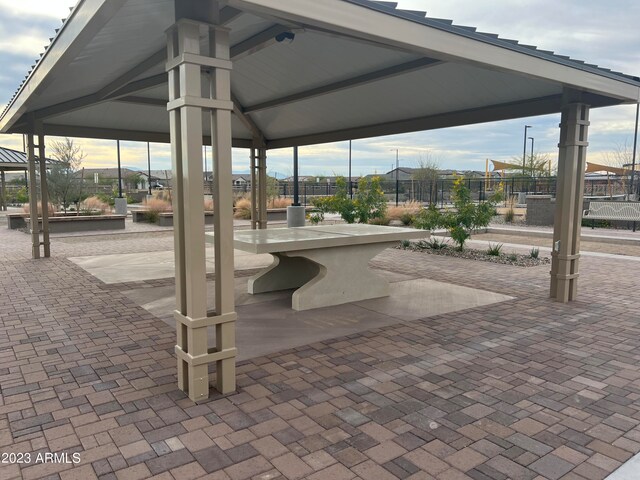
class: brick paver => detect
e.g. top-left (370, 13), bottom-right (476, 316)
top-left (1, 224), bottom-right (640, 479)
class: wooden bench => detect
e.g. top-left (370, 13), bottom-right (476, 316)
top-left (583, 201), bottom-right (640, 227)
top-left (208, 224), bottom-right (427, 311)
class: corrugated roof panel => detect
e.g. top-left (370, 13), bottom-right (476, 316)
top-left (251, 62), bottom-right (561, 139)
top-left (27, 0), bottom-right (173, 111)
top-left (232, 29), bottom-right (421, 106)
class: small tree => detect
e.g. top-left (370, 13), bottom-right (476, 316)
top-left (47, 138), bottom-right (86, 212)
top-left (412, 155), bottom-right (440, 203)
top-left (312, 176), bottom-right (386, 224)
top-left (414, 175), bottom-right (502, 250)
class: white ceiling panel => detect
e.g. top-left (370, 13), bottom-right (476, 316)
top-left (251, 62), bottom-right (561, 139)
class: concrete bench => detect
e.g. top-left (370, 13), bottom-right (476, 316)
top-left (583, 201), bottom-right (640, 223)
top-left (208, 224), bottom-right (427, 311)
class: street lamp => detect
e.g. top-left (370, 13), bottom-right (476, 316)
top-left (528, 137), bottom-right (535, 171)
top-left (390, 149), bottom-right (399, 206)
top-left (522, 125), bottom-right (532, 175)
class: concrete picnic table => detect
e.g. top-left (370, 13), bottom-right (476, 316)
top-left (208, 224), bottom-right (427, 311)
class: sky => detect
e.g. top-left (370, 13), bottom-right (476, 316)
top-left (0, 0), bottom-right (639, 177)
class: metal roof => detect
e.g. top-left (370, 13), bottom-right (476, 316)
top-left (1, 0), bottom-right (639, 148)
top-left (0, 146), bottom-right (57, 170)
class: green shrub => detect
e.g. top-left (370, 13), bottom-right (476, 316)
top-left (400, 212), bottom-right (415, 226)
top-left (414, 176), bottom-right (502, 251)
top-left (529, 247), bottom-right (540, 259)
top-left (400, 239), bottom-right (411, 249)
top-left (369, 215), bottom-right (390, 225)
top-left (424, 237), bottom-right (448, 250)
top-left (507, 253), bottom-right (518, 261)
top-left (487, 243), bottom-right (503, 256)
top-left (311, 176), bottom-right (386, 224)
top-left (505, 207), bottom-right (515, 223)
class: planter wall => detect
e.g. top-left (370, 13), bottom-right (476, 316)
top-left (26, 215), bottom-right (126, 233)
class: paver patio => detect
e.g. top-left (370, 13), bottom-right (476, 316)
top-left (1, 223), bottom-right (640, 480)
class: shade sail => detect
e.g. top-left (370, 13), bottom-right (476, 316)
top-left (585, 162), bottom-right (629, 176)
top-left (1, 0), bottom-right (639, 147)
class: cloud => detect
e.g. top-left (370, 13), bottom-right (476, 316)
top-left (0, 0), bottom-right (638, 177)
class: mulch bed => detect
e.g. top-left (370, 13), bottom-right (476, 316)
top-left (398, 240), bottom-right (551, 267)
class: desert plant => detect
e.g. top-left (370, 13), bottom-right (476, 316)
top-left (233, 197), bottom-right (252, 219)
top-left (529, 247), bottom-right (540, 259)
top-left (414, 175), bottom-right (502, 250)
top-left (505, 207), bottom-right (515, 223)
top-left (507, 253), bottom-right (518, 261)
top-left (399, 212), bottom-right (415, 226)
top-left (12, 186), bottom-right (29, 204)
top-left (400, 239), bottom-right (411, 249)
top-left (368, 215), bottom-right (390, 225)
top-left (81, 196), bottom-right (109, 215)
top-left (487, 243), bottom-right (503, 256)
top-left (268, 197), bottom-right (292, 209)
top-left (307, 210), bottom-right (324, 225)
top-left (311, 176), bottom-right (386, 224)
top-left (23, 201), bottom-right (56, 216)
top-left (144, 197), bottom-right (172, 223)
top-left (423, 237), bottom-right (448, 250)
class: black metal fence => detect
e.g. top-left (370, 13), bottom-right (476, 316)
top-left (272, 175), bottom-right (637, 206)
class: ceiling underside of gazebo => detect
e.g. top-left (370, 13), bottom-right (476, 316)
top-left (1, 0), bottom-right (639, 148)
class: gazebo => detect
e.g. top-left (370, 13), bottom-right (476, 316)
top-left (1, 0), bottom-right (639, 401)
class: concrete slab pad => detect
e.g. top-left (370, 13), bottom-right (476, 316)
top-left (355, 278), bottom-right (514, 321)
top-left (124, 276), bottom-right (513, 362)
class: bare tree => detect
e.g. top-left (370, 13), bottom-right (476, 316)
top-left (47, 138), bottom-right (86, 212)
top-left (412, 154), bottom-right (440, 203)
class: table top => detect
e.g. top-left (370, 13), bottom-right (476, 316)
top-left (206, 224), bottom-right (428, 254)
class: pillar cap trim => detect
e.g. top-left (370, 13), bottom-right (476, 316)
top-left (167, 96), bottom-right (234, 112)
top-left (174, 310), bottom-right (237, 329)
top-left (175, 345), bottom-right (237, 366)
top-left (166, 53), bottom-right (232, 73)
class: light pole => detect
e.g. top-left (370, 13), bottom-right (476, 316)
top-left (522, 125), bottom-right (532, 175)
top-left (348, 140), bottom-right (352, 199)
top-left (528, 136), bottom-right (535, 172)
top-left (116, 139), bottom-right (123, 198)
top-left (391, 149), bottom-right (399, 206)
top-left (631, 102), bottom-right (639, 199)
top-left (147, 142), bottom-right (152, 196)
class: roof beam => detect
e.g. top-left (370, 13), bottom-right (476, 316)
top-left (115, 96), bottom-right (168, 107)
top-left (98, 48), bottom-right (166, 99)
top-left (244, 57), bottom-right (443, 113)
top-left (231, 92), bottom-right (266, 146)
top-left (265, 93), bottom-right (623, 149)
top-left (11, 123), bottom-right (254, 149)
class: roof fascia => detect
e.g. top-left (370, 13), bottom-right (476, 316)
top-left (0, 0), bottom-right (130, 132)
top-left (10, 123), bottom-right (254, 148)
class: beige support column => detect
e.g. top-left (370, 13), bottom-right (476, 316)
top-left (167, 15), bottom-right (237, 401)
top-left (257, 147), bottom-right (268, 229)
top-left (0, 170), bottom-right (6, 211)
top-left (250, 147), bottom-right (258, 229)
top-left (37, 132), bottom-right (51, 257)
top-left (550, 99), bottom-right (590, 302)
top-left (208, 25), bottom-right (236, 394)
top-left (26, 133), bottom-right (40, 259)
